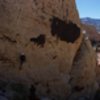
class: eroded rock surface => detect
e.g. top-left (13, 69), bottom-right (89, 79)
top-left (0, 0), bottom-right (97, 99)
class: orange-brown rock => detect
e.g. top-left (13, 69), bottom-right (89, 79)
top-left (0, 0), bottom-right (97, 99)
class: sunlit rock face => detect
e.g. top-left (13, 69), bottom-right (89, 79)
top-left (0, 0), bottom-right (97, 99)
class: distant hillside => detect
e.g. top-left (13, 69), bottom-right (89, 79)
top-left (82, 24), bottom-right (100, 41)
top-left (81, 17), bottom-right (100, 32)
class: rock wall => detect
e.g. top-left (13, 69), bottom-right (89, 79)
top-left (0, 0), bottom-right (97, 99)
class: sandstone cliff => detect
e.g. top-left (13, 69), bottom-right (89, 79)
top-left (0, 0), bottom-right (97, 100)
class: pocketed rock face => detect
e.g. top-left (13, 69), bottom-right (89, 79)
top-left (0, 0), bottom-right (97, 100)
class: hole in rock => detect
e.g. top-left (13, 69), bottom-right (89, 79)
top-left (73, 86), bottom-right (84, 92)
top-left (19, 53), bottom-right (26, 70)
top-left (51, 16), bottom-right (80, 43)
top-left (30, 34), bottom-right (46, 47)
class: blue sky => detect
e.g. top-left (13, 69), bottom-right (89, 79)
top-left (76, 0), bottom-right (100, 18)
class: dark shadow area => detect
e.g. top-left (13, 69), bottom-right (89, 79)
top-left (73, 86), bottom-right (84, 92)
top-left (30, 34), bottom-right (46, 47)
top-left (51, 16), bottom-right (80, 43)
top-left (19, 53), bottom-right (26, 70)
top-left (94, 89), bottom-right (100, 100)
top-left (46, 83), bottom-right (51, 94)
top-left (29, 84), bottom-right (40, 100)
top-left (90, 39), bottom-right (97, 47)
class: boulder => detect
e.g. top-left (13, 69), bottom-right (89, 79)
top-left (0, 0), bottom-right (97, 99)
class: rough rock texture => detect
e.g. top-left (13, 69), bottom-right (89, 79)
top-left (0, 0), bottom-right (97, 99)
top-left (69, 39), bottom-right (97, 100)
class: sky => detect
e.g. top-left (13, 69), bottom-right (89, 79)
top-left (76, 0), bottom-right (100, 19)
